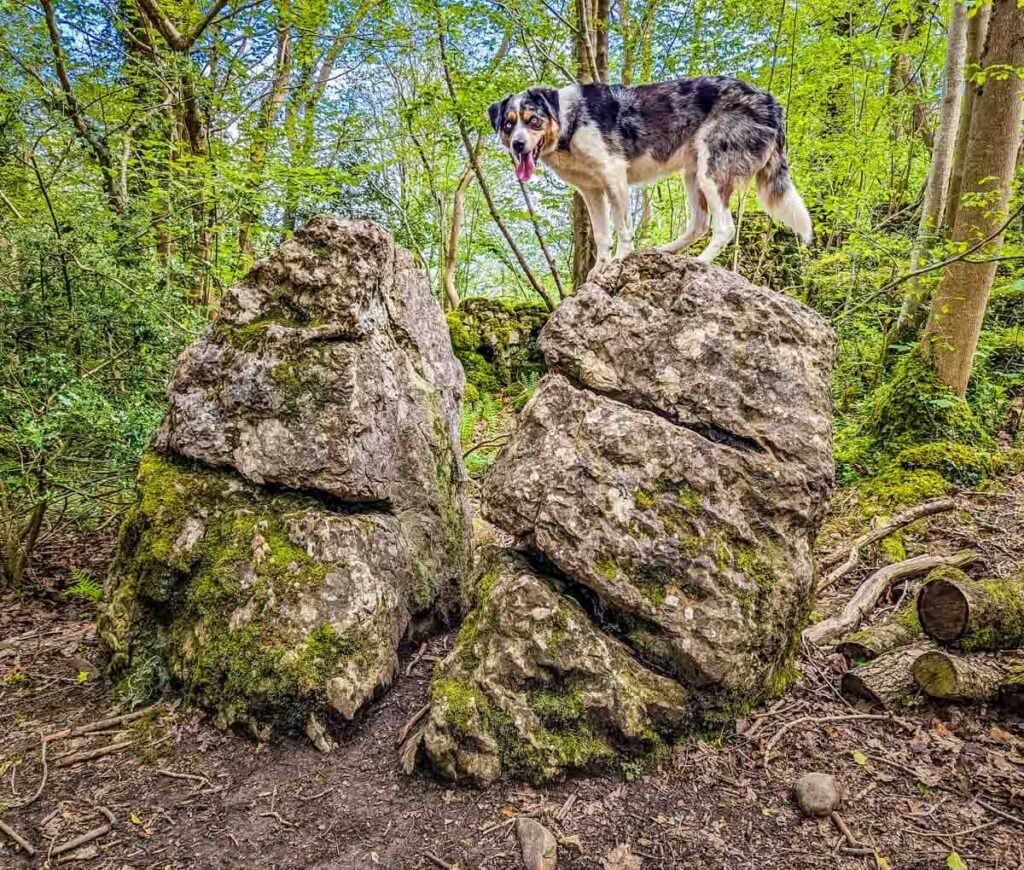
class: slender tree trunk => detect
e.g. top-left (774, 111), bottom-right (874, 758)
top-left (571, 0), bottom-right (609, 289)
top-left (442, 163), bottom-right (473, 311)
top-left (922, 0), bottom-right (1024, 397)
top-left (944, 2), bottom-right (991, 231)
top-left (238, 7), bottom-right (292, 260)
top-left (892, 0), bottom-right (968, 338)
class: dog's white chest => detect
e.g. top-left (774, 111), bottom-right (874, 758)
top-left (542, 126), bottom-right (625, 189)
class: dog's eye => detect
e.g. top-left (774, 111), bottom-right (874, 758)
top-left (503, 121), bottom-right (514, 131)
top-left (529, 117), bottom-right (543, 129)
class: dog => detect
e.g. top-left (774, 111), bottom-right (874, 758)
top-left (488, 76), bottom-right (812, 273)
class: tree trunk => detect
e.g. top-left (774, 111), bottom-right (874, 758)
top-left (893, 0), bottom-right (968, 338)
top-left (918, 572), bottom-right (1024, 650)
top-left (442, 164), bottom-right (473, 311)
top-left (841, 642), bottom-right (933, 709)
top-left (570, 0), bottom-right (609, 289)
top-left (944, 2), bottom-right (992, 231)
top-left (913, 649), bottom-right (1022, 700)
top-left (238, 9), bottom-right (293, 260)
top-left (836, 603), bottom-right (921, 662)
top-left (921, 0), bottom-right (1024, 397)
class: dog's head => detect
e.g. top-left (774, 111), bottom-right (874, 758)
top-left (488, 88), bottom-right (560, 182)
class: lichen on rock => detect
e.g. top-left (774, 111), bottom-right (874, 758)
top-left (422, 548), bottom-right (690, 786)
top-left (99, 217), bottom-right (470, 743)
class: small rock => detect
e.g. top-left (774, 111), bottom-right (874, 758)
top-left (793, 771), bottom-right (840, 817)
top-left (601, 843), bottom-right (642, 870)
top-left (517, 817), bottom-right (557, 870)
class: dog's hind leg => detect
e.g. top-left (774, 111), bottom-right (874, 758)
top-left (695, 156), bottom-right (737, 264)
top-left (606, 177), bottom-right (634, 258)
top-left (579, 187), bottom-right (612, 276)
top-left (659, 169), bottom-right (709, 254)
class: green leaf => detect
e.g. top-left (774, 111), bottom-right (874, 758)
top-left (851, 750), bottom-right (869, 765)
top-left (946, 851), bottom-right (968, 870)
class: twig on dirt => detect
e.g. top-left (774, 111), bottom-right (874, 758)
top-left (975, 798), bottom-right (1024, 829)
top-left (259, 810), bottom-right (299, 829)
top-left (820, 498), bottom-right (956, 570)
top-left (805, 551), bottom-right (977, 646)
top-left (405, 642), bottom-right (428, 675)
top-left (423, 851), bottom-right (455, 869)
top-left (50, 805), bottom-right (116, 857)
top-left (819, 547), bottom-right (861, 593)
top-left (557, 791), bottom-right (578, 821)
top-left (396, 703), bottom-right (430, 747)
top-left (904, 820), bottom-right (1000, 838)
top-left (764, 713), bottom-right (908, 767)
top-left (8, 734), bottom-right (48, 809)
top-left (52, 739), bottom-right (134, 768)
top-left (0, 818), bottom-right (36, 855)
top-left (45, 704), bottom-right (159, 742)
top-left (297, 787), bottom-right (335, 802)
top-left (157, 768), bottom-right (211, 789)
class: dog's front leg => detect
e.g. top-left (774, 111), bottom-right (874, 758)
top-left (606, 178), bottom-right (633, 258)
top-left (579, 187), bottom-right (611, 279)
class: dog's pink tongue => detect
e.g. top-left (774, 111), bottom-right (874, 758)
top-left (515, 152), bottom-right (535, 182)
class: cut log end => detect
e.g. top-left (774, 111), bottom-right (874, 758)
top-left (840, 671), bottom-right (886, 707)
top-left (911, 650), bottom-right (958, 697)
top-left (917, 577), bottom-right (969, 642)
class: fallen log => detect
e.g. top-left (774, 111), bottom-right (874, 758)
top-left (804, 551), bottom-right (977, 647)
top-left (836, 603), bottom-right (921, 662)
top-left (997, 666), bottom-right (1024, 712)
top-left (841, 642), bottom-right (933, 709)
top-left (913, 649), bottom-right (1022, 700)
top-left (917, 570), bottom-right (1024, 650)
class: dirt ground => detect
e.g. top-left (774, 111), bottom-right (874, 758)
top-left (2, 484), bottom-right (1024, 869)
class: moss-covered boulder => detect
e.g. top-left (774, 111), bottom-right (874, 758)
top-left (100, 218), bottom-right (470, 744)
top-left (423, 548), bottom-right (690, 786)
top-left (446, 297), bottom-right (548, 402)
top-left (425, 253), bottom-right (835, 784)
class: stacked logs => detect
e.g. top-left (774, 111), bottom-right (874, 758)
top-left (837, 565), bottom-right (1024, 709)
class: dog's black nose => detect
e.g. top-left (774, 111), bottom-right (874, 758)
top-left (512, 139), bottom-right (526, 154)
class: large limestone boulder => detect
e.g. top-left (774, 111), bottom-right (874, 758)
top-left (424, 253), bottom-right (834, 782)
top-left (99, 218), bottom-right (470, 741)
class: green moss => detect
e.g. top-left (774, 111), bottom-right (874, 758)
top-left (431, 676), bottom-right (484, 736)
top-left (857, 468), bottom-right (949, 512)
top-left (865, 352), bottom-right (992, 449)
top-left (595, 552), bottom-right (618, 581)
top-left (896, 440), bottom-right (994, 486)
top-left (633, 486), bottom-right (656, 510)
top-left (879, 533), bottom-right (907, 564)
top-left (103, 453), bottom-right (379, 733)
top-left (446, 299), bottom-right (548, 400)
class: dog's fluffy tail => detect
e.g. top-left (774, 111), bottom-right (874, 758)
top-left (756, 139), bottom-right (812, 245)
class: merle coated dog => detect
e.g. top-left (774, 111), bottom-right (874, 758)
top-left (488, 76), bottom-right (812, 274)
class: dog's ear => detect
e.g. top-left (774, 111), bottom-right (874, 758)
top-left (488, 96), bottom-right (510, 132)
top-left (529, 87), bottom-right (560, 120)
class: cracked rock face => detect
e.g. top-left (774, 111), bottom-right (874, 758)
top-left (425, 253), bottom-right (834, 783)
top-left (99, 218), bottom-right (469, 741)
top-left (423, 548), bottom-right (690, 786)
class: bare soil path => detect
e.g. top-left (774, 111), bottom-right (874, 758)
top-left (2, 484), bottom-right (1024, 869)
